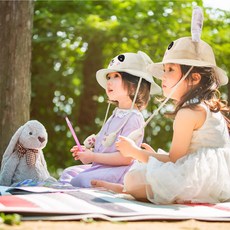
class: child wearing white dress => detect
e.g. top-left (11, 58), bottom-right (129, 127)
top-left (92, 37), bottom-right (230, 204)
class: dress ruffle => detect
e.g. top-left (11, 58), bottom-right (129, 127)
top-left (146, 147), bottom-right (230, 204)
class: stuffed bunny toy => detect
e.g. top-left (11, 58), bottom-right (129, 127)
top-left (0, 120), bottom-right (56, 186)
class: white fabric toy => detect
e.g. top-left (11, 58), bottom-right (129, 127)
top-left (0, 120), bottom-right (56, 186)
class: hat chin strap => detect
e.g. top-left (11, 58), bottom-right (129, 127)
top-left (128, 66), bottom-right (194, 142)
top-left (102, 77), bottom-right (143, 147)
top-left (102, 102), bottom-right (111, 127)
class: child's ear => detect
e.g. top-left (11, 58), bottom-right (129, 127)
top-left (190, 73), bottom-right (201, 85)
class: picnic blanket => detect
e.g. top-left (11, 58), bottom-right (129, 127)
top-left (0, 186), bottom-right (230, 221)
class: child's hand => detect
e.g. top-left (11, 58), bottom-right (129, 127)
top-left (70, 145), bottom-right (84, 161)
top-left (72, 148), bottom-right (94, 164)
top-left (70, 145), bottom-right (85, 153)
top-left (116, 136), bottom-right (137, 158)
top-left (141, 143), bottom-right (154, 152)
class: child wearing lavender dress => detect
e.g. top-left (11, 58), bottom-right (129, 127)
top-left (59, 51), bottom-right (161, 188)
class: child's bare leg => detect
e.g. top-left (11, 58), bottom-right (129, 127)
top-left (123, 168), bottom-right (149, 202)
top-left (91, 165), bottom-right (149, 202)
top-left (91, 180), bottom-right (124, 193)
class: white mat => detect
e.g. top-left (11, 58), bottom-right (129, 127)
top-left (0, 187), bottom-right (230, 221)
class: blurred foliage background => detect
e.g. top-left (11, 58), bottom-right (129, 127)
top-left (31, 0), bottom-right (230, 178)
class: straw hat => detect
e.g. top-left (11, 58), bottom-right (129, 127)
top-left (149, 37), bottom-right (228, 86)
top-left (96, 51), bottom-right (162, 95)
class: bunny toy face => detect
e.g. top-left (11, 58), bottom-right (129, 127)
top-left (19, 120), bottom-right (48, 150)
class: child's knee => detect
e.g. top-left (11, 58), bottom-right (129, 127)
top-left (123, 170), bottom-right (148, 201)
top-left (124, 169), bottom-right (140, 192)
top-left (124, 167), bottom-right (147, 191)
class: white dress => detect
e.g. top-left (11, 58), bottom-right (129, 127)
top-left (129, 104), bottom-right (230, 204)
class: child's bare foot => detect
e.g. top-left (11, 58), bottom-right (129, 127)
top-left (91, 180), bottom-right (124, 193)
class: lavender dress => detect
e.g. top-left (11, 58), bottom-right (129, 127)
top-left (59, 108), bottom-right (145, 188)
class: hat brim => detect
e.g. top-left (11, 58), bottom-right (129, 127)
top-left (96, 68), bottom-right (162, 95)
top-left (149, 59), bottom-right (228, 86)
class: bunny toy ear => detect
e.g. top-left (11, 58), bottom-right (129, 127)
top-left (1, 124), bottom-right (25, 170)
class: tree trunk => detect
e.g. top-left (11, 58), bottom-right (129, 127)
top-left (77, 38), bottom-right (104, 133)
top-left (0, 1), bottom-right (34, 160)
top-left (228, 83), bottom-right (230, 110)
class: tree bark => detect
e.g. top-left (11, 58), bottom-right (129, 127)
top-left (228, 83), bottom-right (230, 108)
top-left (77, 38), bottom-right (104, 133)
top-left (0, 1), bottom-right (34, 160)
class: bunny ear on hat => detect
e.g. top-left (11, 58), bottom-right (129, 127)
top-left (191, 6), bottom-right (204, 42)
top-left (138, 51), bottom-right (154, 65)
top-left (148, 6), bottom-right (228, 85)
top-left (0, 124), bottom-right (25, 171)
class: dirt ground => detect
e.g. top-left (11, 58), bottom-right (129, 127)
top-left (1, 220), bottom-right (230, 230)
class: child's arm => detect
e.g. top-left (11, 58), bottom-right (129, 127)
top-left (72, 147), bottom-right (132, 166)
top-left (116, 136), bottom-right (167, 163)
top-left (168, 106), bottom-right (206, 162)
top-left (78, 149), bottom-right (133, 166)
top-left (117, 107), bottom-right (206, 163)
